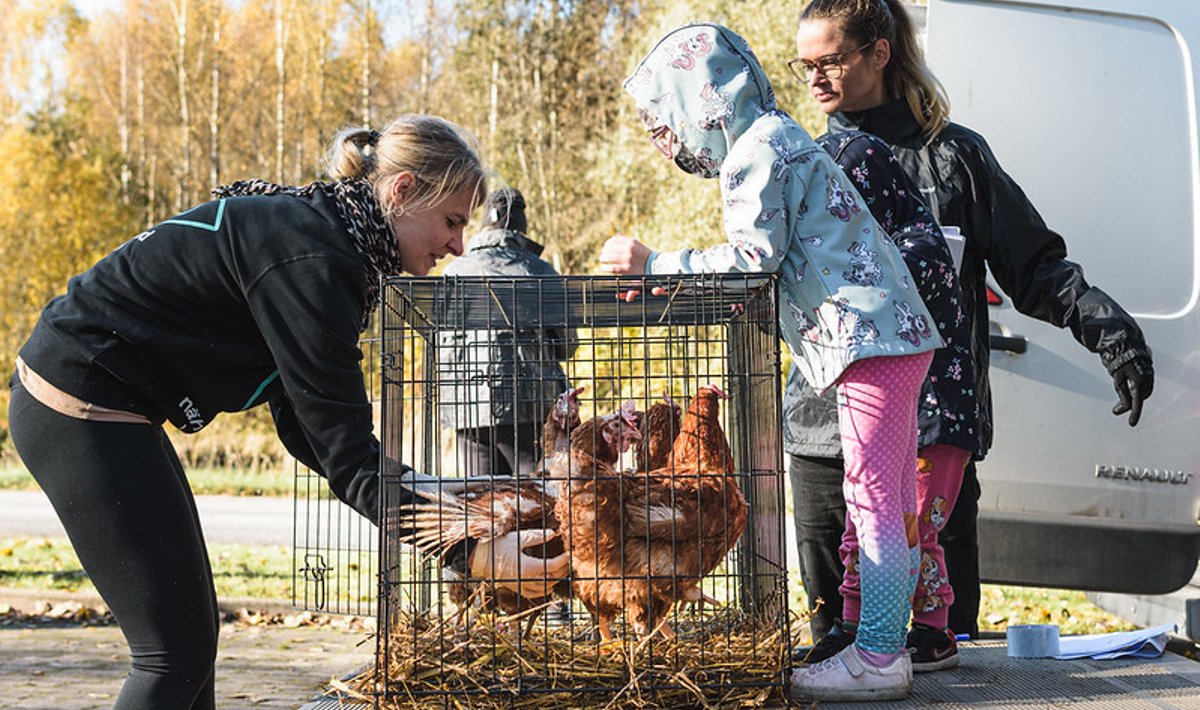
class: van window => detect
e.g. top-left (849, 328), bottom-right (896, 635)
top-left (928, 2), bottom-right (1195, 317)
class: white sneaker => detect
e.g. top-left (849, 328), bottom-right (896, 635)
top-left (789, 643), bottom-right (913, 702)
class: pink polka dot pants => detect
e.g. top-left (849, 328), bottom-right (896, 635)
top-left (835, 351), bottom-right (932, 654)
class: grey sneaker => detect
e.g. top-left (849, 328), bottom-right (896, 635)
top-left (790, 643), bottom-right (913, 702)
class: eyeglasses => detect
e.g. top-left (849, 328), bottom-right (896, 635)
top-left (648, 124), bottom-right (675, 158)
top-left (787, 41), bottom-right (875, 84)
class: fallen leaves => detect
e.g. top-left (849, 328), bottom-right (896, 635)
top-left (0, 600), bottom-right (114, 627)
top-left (979, 584), bottom-right (1136, 635)
top-left (227, 607), bottom-right (376, 634)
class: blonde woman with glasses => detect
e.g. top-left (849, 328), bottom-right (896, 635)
top-left (786, 0), bottom-right (1154, 680)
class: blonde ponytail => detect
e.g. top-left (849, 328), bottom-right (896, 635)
top-left (323, 115), bottom-right (488, 218)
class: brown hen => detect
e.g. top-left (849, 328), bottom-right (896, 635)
top-left (559, 385), bottom-right (748, 641)
top-left (403, 387), bottom-right (584, 623)
top-left (552, 407), bottom-right (644, 640)
top-left (632, 393), bottom-right (681, 473)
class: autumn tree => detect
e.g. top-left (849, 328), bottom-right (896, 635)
top-left (0, 112), bottom-right (140, 447)
top-left (0, 0), bottom-right (830, 458)
top-left (425, 1), bottom-right (648, 274)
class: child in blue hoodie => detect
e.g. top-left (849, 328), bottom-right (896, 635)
top-left (600, 23), bottom-right (940, 702)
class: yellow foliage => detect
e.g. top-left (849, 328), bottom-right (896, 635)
top-left (0, 0), bottom-right (830, 465)
top-left (0, 120), bottom-right (138, 452)
top-left (165, 406), bottom-right (287, 471)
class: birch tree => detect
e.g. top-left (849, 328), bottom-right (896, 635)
top-left (274, 0), bottom-right (288, 181)
top-left (172, 0), bottom-right (192, 211)
top-left (210, 1), bottom-right (222, 188)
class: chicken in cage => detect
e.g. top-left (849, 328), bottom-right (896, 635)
top-left (367, 273), bottom-right (788, 707)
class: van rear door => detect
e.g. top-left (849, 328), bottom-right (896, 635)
top-left (926, 0), bottom-right (1200, 595)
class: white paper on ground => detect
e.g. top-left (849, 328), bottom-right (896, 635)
top-left (1053, 623), bottom-right (1175, 660)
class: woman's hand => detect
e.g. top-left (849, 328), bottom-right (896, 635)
top-left (600, 235), bottom-right (651, 275)
top-left (468, 529), bottom-right (569, 600)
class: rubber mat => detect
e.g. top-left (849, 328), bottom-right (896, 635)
top-left (300, 641), bottom-right (1200, 709)
top-left (817, 640), bottom-right (1200, 709)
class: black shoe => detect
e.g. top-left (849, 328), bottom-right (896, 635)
top-left (791, 619), bottom-right (856, 664)
top-left (906, 623), bottom-right (959, 672)
top-left (545, 601), bottom-right (572, 626)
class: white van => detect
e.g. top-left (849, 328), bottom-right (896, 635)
top-left (924, 0), bottom-right (1200, 636)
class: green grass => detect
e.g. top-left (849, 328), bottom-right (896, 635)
top-left (977, 584), bottom-right (1137, 635)
top-left (0, 464), bottom-right (318, 604)
top-left (0, 536), bottom-right (293, 600)
top-left (3, 532), bottom-right (1137, 635)
top-left (186, 467), bottom-right (294, 496)
top-left (0, 464), bottom-right (293, 497)
top-left (0, 466), bottom-right (35, 491)
top-left (0, 464), bottom-right (1145, 632)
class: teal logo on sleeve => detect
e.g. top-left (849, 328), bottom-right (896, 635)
top-left (162, 199), bottom-right (227, 232)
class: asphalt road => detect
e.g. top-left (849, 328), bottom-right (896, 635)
top-left (3, 613), bottom-right (374, 710)
top-left (1, 486), bottom-right (801, 579)
top-left (0, 485), bottom-right (799, 554)
top-left (0, 489), bottom-right (297, 546)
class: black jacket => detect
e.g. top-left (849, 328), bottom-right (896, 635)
top-left (785, 100), bottom-right (1149, 459)
top-left (437, 228), bottom-right (575, 430)
top-left (19, 190), bottom-right (398, 522)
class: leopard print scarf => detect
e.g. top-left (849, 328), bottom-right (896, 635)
top-left (213, 177), bottom-right (398, 329)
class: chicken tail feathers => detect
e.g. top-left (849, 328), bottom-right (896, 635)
top-left (395, 488), bottom-right (484, 559)
top-left (395, 484), bottom-right (545, 562)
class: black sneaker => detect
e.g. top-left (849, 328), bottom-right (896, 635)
top-left (791, 619), bottom-right (857, 664)
top-left (545, 601), bottom-right (572, 626)
top-left (906, 623), bottom-right (959, 672)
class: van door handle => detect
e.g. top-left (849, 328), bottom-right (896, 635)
top-left (989, 334), bottom-right (1027, 354)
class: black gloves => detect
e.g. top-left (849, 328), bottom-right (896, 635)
top-left (1111, 356), bottom-right (1153, 427)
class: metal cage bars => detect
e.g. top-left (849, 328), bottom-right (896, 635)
top-left (368, 274), bottom-right (788, 704)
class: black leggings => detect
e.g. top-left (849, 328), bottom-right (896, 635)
top-left (9, 381), bottom-right (219, 709)
top-left (789, 453), bottom-right (847, 640)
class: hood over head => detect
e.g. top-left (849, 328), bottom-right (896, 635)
top-left (623, 23), bottom-right (776, 178)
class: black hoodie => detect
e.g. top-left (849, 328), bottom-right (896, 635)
top-left (18, 189), bottom-right (398, 522)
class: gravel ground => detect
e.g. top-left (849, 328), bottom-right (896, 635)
top-left (0, 592), bottom-right (372, 710)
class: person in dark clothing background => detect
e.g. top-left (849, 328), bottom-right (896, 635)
top-left (438, 187), bottom-right (576, 478)
top-left (8, 114), bottom-right (563, 709)
top-left (786, 0), bottom-right (1154, 668)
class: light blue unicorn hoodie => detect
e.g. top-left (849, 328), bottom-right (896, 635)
top-left (625, 23), bottom-right (942, 391)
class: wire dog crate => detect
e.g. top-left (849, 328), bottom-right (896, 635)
top-left (366, 273), bottom-right (788, 707)
top-left (292, 335), bottom-right (382, 617)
